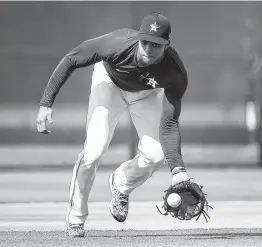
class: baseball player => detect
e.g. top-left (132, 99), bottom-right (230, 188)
top-left (36, 12), bottom-right (206, 237)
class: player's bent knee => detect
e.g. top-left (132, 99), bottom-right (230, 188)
top-left (140, 136), bottom-right (165, 165)
top-left (151, 151), bottom-right (165, 166)
top-left (149, 148), bottom-right (165, 165)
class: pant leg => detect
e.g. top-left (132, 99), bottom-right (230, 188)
top-left (114, 88), bottom-right (165, 195)
top-left (66, 62), bottom-right (127, 225)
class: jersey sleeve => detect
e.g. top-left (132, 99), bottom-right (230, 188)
top-left (39, 29), bottom-right (129, 107)
top-left (164, 71), bottom-right (187, 115)
top-left (160, 51), bottom-right (188, 171)
top-left (164, 47), bottom-right (188, 110)
top-left (67, 29), bottom-right (128, 66)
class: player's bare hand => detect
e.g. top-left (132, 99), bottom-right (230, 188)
top-left (36, 106), bottom-right (53, 134)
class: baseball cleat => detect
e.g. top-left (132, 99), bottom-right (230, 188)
top-left (109, 173), bottom-right (129, 222)
top-left (65, 223), bottom-right (85, 237)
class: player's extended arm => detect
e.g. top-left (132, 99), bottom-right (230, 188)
top-left (39, 32), bottom-right (119, 108)
top-left (36, 38), bottom-right (103, 134)
top-left (37, 30), bottom-right (123, 134)
top-left (160, 92), bottom-right (190, 186)
top-left (159, 94), bottom-right (212, 221)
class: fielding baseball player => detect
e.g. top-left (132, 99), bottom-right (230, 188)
top-left (36, 13), bottom-right (209, 237)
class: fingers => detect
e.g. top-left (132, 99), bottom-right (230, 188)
top-left (36, 106), bottom-right (53, 134)
top-left (36, 118), bottom-right (51, 134)
top-left (47, 112), bottom-right (53, 124)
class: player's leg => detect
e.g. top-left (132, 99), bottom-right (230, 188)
top-left (66, 62), bottom-right (127, 234)
top-left (109, 88), bottom-right (165, 222)
top-left (115, 88), bottom-right (165, 193)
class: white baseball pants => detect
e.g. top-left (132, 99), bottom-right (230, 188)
top-left (66, 61), bottom-right (165, 225)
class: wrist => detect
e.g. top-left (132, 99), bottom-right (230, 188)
top-left (171, 167), bottom-right (190, 186)
top-left (39, 103), bottom-right (52, 108)
top-left (171, 167), bottom-right (186, 175)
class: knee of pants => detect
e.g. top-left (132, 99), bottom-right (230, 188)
top-left (139, 136), bottom-right (165, 167)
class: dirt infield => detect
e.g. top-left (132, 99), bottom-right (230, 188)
top-left (1, 229), bottom-right (262, 247)
top-left (2, 168), bottom-right (262, 246)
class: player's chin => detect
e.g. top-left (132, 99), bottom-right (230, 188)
top-left (142, 56), bottom-right (155, 65)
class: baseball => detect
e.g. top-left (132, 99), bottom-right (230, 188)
top-left (167, 193), bottom-right (182, 208)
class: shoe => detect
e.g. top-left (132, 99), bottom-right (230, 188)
top-left (108, 173), bottom-right (129, 222)
top-left (65, 224), bottom-right (85, 237)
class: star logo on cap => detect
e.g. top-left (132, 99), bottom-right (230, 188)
top-left (147, 77), bottom-right (159, 88)
top-left (150, 22), bottom-right (160, 33)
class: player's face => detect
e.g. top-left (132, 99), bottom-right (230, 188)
top-left (137, 40), bottom-right (168, 66)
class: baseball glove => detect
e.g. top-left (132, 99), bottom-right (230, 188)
top-left (156, 178), bottom-right (213, 222)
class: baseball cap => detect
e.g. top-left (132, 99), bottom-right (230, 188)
top-left (136, 12), bottom-right (171, 45)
